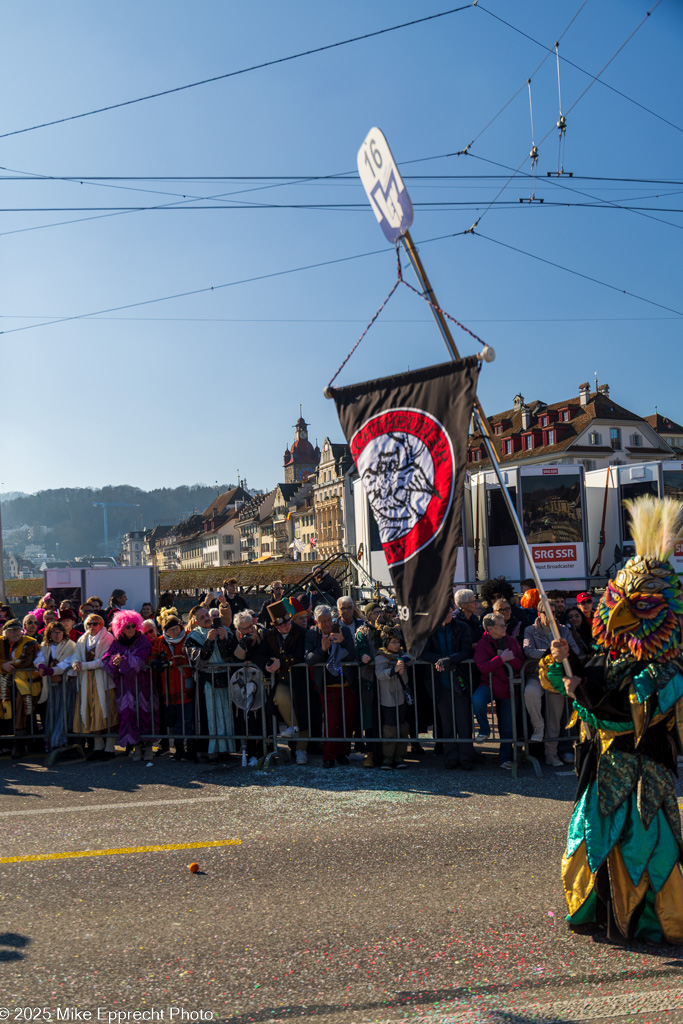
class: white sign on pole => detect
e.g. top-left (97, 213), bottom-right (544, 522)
top-left (357, 127), bottom-right (413, 243)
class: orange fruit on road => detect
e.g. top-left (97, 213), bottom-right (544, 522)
top-left (188, 862), bottom-right (200, 873)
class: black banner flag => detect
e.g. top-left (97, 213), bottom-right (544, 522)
top-left (330, 355), bottom-right (480, 652)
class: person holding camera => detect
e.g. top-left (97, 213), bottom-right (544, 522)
top-left (184, 606), bottom-right (236, 760)
top-left (305, 604), bottom-right (356, 768)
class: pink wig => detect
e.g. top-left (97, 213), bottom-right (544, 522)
top-left (111, 609), bottom-right (144, 639)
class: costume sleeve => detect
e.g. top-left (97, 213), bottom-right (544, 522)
top-left (539, 655), bottom-right (567, 696)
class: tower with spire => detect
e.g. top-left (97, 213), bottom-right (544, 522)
top-left (283, 407), bottom-right (320, 483)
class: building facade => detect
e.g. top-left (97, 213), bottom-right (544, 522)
top-left (313, 438), bottom-right (356, 561)
top-left (468, 383), bottom-right (676, 472)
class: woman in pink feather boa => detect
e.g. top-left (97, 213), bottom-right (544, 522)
top-left (103, 610), bottom-right (158, 762)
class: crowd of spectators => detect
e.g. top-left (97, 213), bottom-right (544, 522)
top-left (0, 575), bottom-right (597, 771)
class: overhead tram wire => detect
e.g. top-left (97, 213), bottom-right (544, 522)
top-left (467, 0), bottom-right (666, 233)
top-left (465, 151), bottom-right (683, 233)
top-left (477, 2), bottom-right (683, 137)
top-left (456, 0), bottom-right (590, 157)
top-left (473, 231), bottom-right (683, 317)
top-left (0, 5), bottom-right (474, 141)
top-left (0, 225), bottom-right (679, 338)
top-left (5, 201), bottom-right (683, 212)
top-left (2, 172), bottom-right (683, 186)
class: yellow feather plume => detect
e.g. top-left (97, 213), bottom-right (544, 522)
top-left (623, 495), bottom-right (683, 561)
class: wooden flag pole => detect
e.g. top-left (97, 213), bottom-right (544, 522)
top-left (400, 231), bottom-right (572, 673)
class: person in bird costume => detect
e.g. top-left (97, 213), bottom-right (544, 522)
top-left (545, 496), bottom-right (683, 943)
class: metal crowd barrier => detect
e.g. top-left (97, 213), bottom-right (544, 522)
top-left (0, 657), bottom-right (577, 777)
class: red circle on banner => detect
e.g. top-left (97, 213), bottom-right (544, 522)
top-left (351, 408), bottom-right (454, 566)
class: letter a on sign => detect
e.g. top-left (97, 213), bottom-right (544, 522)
top-left (357, 128), bottom-right (413, 243)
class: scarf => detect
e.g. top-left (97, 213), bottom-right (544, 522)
top-left (188, 626), bottom-right (225, 665)
top-left (163, 631), bottom-right (186, 647)
top-left (118, 631), bottom-right (138, 648)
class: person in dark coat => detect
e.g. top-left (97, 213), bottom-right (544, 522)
top-left (257, 581), bottom-right (285, 625)
top-left (223, 578), bottom-right (248, 619)
top-left (423, 605), bottom-right (474, 769)
top-left (305, 604), bottom-right (356, 768)
top-left (253, 600), bottom-right (313, 765)
top-left (453, 589), bottom-right (484, 646)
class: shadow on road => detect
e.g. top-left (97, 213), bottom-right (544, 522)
top-left (0, 748), bottom-right (578, 803)
top-left (0, 932), bottom-right (30, 963)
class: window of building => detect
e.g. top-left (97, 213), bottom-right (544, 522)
top-left (589, 432), bottom-right (601, 446)
top-left (503, 440), bottom-right (513, 455)
top-left (494, 423), bottom-right (503, 436)
top-left (630, 433), bottom-right (642, 447)
top-left (547, 429), bottom-right (556, 445)
top-left (524, 435), bottom-right (534, 450)
top-left (560, 409), bottom-right (571, 422)
top-left (471, 449), bottom-right (481, 462)
top-left (610, 427), bottom-right (622, 450)
top-left (540, 415), bottom-right (549, 428)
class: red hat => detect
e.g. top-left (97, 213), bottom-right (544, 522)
top-left (576, 592), bottom-right (592, 604)
top-left (286, 597), bottom-right (304, 615)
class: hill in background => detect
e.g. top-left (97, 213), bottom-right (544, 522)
top-left (1, 484), bottom-right (233, 559)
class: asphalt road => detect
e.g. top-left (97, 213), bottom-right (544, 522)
top-left (1, 748), bottom-right (683, 1024)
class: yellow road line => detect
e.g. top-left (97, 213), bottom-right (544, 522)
top-left (0, 839), bottom-right (241, 864)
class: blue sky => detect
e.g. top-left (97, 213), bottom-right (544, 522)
top-left (2, 0), bottom-right (682, 494)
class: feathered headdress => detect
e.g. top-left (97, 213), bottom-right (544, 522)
top-left (593, 496), bottom-right (683, 661)
top-left (623, 495), bottom-right (683, 562)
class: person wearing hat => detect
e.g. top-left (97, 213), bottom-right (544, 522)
top-left (574, 592), bottom-right (594, 648)
top-left (1, 618), bottom-right (42, 758)
top-left (374, 626), bottom-right (412, 770)
top-left (59, 609), bottom-right (82, 643)
top-left (257, 581), bottom-right (285, 626)
top-left (310, 568), bottom-right (342, 606)
top-left (254, 599), bottom-right (312, 765)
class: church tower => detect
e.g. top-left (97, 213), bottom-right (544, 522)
top-left (283, 408), bottom-right (320, 483)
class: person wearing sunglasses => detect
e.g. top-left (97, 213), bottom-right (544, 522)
top-left (103, 610), bottom-right (157, 762)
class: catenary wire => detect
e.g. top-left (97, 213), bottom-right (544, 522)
top-left (0, 225), bottom-right (679, 338)
top-left (477, 2), bottom-right (682, 136)
top-left (473, 229), bottom-right (683, 316)
top-left (458, 0), bottom-right (591, 154)
top-left (0, 5), bottom-right (474, 141)
top-left (468, 1), bottom-right (665, 232)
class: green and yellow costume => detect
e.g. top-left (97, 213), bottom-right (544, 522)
top-left (541, 496), bottom-right (683, 943)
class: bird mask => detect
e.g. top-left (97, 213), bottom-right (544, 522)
top-left (593, 496), bottom-right (683, 662)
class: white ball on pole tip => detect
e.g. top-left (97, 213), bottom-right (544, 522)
top-left (478, 345), bottom-right (496, 363)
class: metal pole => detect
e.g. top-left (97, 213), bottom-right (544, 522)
top-left (0, 496), bottom-right (6, 603)
top-left (400, 232), bottom-right (572, 676)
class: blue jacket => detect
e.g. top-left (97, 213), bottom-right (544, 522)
top-left (423, 619), bottom-right (473, 689)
